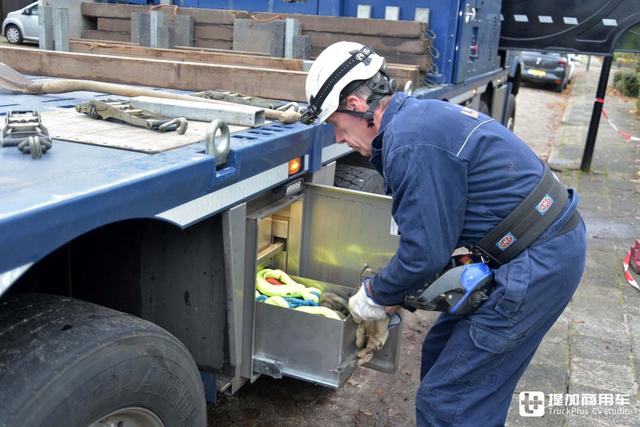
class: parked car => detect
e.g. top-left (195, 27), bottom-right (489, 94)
top-left (520, 51), bottom-right (575, 92)
top-left (2, 1), bottom-right (39, 45)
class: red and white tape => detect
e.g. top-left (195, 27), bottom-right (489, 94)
top-left (623, 249), bottom-right (640, 292)
top-left (601, 106), bottom-right (640, 143)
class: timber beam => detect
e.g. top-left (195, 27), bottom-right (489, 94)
top-left (67, 39), bottom-right (421, 88)
top-left (0, 46), bottom-right (307, 101)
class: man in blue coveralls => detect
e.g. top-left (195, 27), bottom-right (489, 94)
top-left (299, 42), bottom-right (587, 426)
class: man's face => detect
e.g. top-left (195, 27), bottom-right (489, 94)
top-left (326, 110), bottom-right (377, 157)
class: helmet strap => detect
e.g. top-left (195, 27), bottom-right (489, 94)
top-left (335, 71), bottom-right (397, 128)
top-left (363, 71), bottom-right (397, 127)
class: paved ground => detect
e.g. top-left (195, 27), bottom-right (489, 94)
top-left (506, 59), bottom-right (640, 426)
top-left (207, 59), bottom-right (640, 426)
top-left (513, 79), bottom-right (572, 160)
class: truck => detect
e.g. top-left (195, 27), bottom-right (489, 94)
top-left (0, 1), bottom-right (636, 425)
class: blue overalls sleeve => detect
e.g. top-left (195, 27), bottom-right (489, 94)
top-left (371, 139), bottom-right (469, 306)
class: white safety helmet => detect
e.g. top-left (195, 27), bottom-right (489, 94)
top-left (299, 41), bottom-right (391, 126)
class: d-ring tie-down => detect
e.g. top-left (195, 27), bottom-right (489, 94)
top-left (205, 119), bottom-right (230, 166)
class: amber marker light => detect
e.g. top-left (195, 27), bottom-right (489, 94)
top-left (288, 157), bottom-right (303, 176)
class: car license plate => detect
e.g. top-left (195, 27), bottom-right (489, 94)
top-left (528, 69), bottom-right (546, 77)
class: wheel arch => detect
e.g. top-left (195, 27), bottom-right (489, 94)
top-left (2, 214), bottom-right (229, 370)
top-left (3, 20), bottom-right (24, 37)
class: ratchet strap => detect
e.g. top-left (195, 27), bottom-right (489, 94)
top-left (473, 161), bottom-right (581, 267)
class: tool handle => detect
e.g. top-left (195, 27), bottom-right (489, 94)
top-left (265, 107), bottom-right (299, 124)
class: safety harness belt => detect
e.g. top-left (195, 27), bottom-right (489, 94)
top-left (473, 161), bottom-right (581, 266)
top-left (405, 161), bottom-right (581, 314)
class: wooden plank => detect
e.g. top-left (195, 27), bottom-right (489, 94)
top-left (69, 39), bottom-right (304, 71)
top-left (304, 31), bottom-right (428, 55)
top-left (193, 24), bottom-right (233, 41)
top-left (183, 8), bottom-right (249, 25)
top-left (82, 2), bottom-right (145, 19)
top-left (69, 38), bottom-right (417, 86)
top-left (383, 54), bottom-right (431, 72)
top-left (0, 46), bottom-right (307, 101)
top-left (97, 17), bottom-right (130, 33)
top-left (81, 3), bottom-right (248, 25)
top-left (252, 12), bottom-right (426, 38)
top-left (80, 3), bottom-right (426, 38)
top-left (385, 64), bottom-right (421, 86)
top-left (310, 47), bottom-right (431, 71)
top-left (82, 29), bottom-right (130, 42)
top-left (178, 45), bottom-right (270, 57)
top-left (73, 38), bottom-right (268, 56)
top-left (68, 39), bottom-right (417, 84)
top-left (193, 39), bottom-right (233, 50)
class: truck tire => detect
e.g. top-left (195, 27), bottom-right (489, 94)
top-left (0, 294), bottom-right (206, 427)
top-left (505, 94), bottom-right (516, 131)
top-left (334, 163), bottom-right (385, 195)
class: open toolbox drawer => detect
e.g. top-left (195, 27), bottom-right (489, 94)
top-left (246, 184), bottom-right (401, 388)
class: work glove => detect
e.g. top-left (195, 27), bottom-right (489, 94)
top-left (348, 277), bottom-right (387, 322)
top-left (354, 316), bottom-right (389, 365)
top-left (348, 277), bottom-right (389, 365)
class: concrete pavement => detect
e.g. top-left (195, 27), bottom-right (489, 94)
top-left (505, 59), bottom-right (640, 426)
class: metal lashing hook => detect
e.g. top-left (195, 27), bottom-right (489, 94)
top-left (158, 117), bottom-right (188, 134)
top-left (464, 3), bottom-right (477, 23)
top-left (205, 119), bottom-right (230, 166)
top-left (276, 102), bottom-right (299, 112)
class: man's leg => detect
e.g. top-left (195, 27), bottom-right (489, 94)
top-left (416, 307), bottom-right (562, 426)
top-left (416, 222), bottom-right (586, 426)
top-left (421, 313), bottom-right (460, 380)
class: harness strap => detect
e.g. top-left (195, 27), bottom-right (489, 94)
top-left (473, 162), bottom-right (581, 266)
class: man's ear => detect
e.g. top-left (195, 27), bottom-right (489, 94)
top-left (345, 95), bottom-right (367, 112)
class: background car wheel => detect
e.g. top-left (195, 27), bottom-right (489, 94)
top-left (4, 25), bottom-right (23, 44)
top-left (0, 294), bottom-right (207, 427)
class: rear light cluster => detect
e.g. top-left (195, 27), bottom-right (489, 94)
top-left (288, 157), bottom-right (303, 176)
top-left (558, 58), bottom-right (568, 66)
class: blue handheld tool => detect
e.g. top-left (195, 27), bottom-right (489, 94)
top-left (405, 263), bottom-right (494, 315)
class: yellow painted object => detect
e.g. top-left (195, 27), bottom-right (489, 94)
top-left (256, 269), bottom-right (319, 303)
top-left (295, 306), bottom-right (343, 320)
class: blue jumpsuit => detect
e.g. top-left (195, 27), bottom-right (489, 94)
top-left (367, 93), bottom-right (586, 426)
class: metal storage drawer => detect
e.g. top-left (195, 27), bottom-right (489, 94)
top-left (246, 183), bottom-right (402, 388)
top-left (253, 280), bottom-right (359, 388)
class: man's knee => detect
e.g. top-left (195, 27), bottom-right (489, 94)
top-left (416, 379), bottom-right (459, 426)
